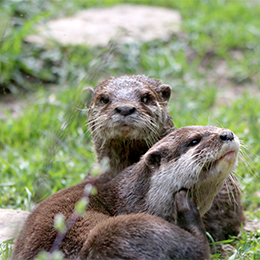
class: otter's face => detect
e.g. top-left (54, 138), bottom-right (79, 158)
top-left (86, 75), bottom-right (171, 146)
top-left (144, 126), bottom-right (240, 217)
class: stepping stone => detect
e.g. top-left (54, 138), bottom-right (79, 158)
top-left (0, 209), bottom-right (29, 243)
top-left (26, 4), bottom-right (181, 46)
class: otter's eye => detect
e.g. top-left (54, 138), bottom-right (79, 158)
top-left (141, 95), bottom-right (150, 104)
top-left (100, 96), bottom-right (110, 105)
top-left (187, 138), bottom-right (201, 147)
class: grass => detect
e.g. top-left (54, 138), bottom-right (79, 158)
top-left (0, 0), bottom-right (260, 259)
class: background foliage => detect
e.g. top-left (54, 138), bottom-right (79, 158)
top-left (0, 0), bottom-right (260, 259)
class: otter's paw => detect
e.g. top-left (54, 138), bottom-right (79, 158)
top-left (175, 190), bottom-right (211, 259)
top-left (174, 190), bottom-right (202, 232)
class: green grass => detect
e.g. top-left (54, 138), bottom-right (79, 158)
top-left (1, 0), bottom-right (260, 259)
top-left (0, 239), bottom-right (14, 260)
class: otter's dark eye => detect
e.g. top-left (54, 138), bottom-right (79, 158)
top-left (187, 138), bottom-right (201, 147)
top-left (100, 96), bottom-right (110, 105)
top-left (141, 95), bottom-right (150, 104)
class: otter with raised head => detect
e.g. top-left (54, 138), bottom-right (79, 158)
top-left (85, 74), bottom-right (245, 241)
top-left (13, 126), bottom-right (240, 260)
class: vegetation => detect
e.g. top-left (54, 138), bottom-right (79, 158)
top-left (0, 0), bottom-right (259, 259)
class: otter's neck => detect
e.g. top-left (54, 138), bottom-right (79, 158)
top-left (93, 163), bottom-right (150, 215)
top-left (93, 163), bottom-right (175, 223)
top-left (95, 139), bottom-right (150, 178)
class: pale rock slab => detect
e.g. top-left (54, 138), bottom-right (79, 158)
top-left (0, 209), bottom-right (29, 243)
top-left (26, 4), bottom-right (181, 46)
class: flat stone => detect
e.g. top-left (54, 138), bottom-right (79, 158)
top-left (244, 219), bottom-right (260, 233)
top-left (26, 4), bottom-right (181, 46)
top-left (0, 209), bottom-right (29, 243)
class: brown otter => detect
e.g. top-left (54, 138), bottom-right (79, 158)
top-left (13, 126), bottom-right (239, 260)
top-left (85, 74), bottom-right (245, 241)
top-left (85, 74), bottom-right (174, 178)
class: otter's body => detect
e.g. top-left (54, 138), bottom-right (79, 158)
top-left (86, 75), bottom-right (245, 241)
top-left (13, 126), bottom-right (240, 260)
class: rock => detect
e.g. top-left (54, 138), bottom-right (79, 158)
top-left (26, 4), bottom-right (181, 46)
top-left (244, 219), bottom-right (260, 233)
top-left (0, 209), bottom-right (29, 243)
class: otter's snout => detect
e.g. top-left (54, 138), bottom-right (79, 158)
top-left (115, 106), bottom-right (136, 116)
top-left (219, 131), bottom-right (234, 142)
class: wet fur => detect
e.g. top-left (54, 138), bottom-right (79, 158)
top-left (86, 74), bottom-right (174, 177)
top-left (13, 126), bottom-right (239, 259)
top-left (86, 74), bottom-right (245, 241)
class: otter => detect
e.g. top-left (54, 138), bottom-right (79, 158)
top-left (85, 74), bottom-right (245, 241)
top-left (85, 74), bottom-right (174, 178)
top-left (13, 126), bottom-right (240, 260)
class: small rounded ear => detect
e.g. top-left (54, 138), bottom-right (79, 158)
top-left (146, 150), bottom-right (162, 169)
top-left (158, 84), bottom-right (171, 102)
top-left (82, 87), bottom-right (95, 107)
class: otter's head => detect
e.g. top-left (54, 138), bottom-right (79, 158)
top-left (84, 75), bottom-right (173, 147)
top-left (143, 125), bottom-right (240, 217)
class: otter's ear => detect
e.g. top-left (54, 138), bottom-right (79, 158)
top-left (157, 84), bottom-right (171, 102)
top-left (82, 87), bottom-right (95, 107)
top-left (146, 151), bottom-right (162, 169)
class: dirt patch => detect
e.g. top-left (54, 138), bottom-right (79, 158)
top-left (196, 50), bottom-right (260, 105)
top-left (0, 95), bottom-right (27, 120)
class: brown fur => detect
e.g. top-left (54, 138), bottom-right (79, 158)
top-left (86, 74), bottom-right (245, 241)
top-left (13, 126), bottom-right (239, 260)
top-left (202, 176), bottom-right (244, 241)
top-left (86, 74), bottom-right (174, 178)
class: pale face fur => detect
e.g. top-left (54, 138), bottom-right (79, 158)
top-left (144, 125), bottom-right (240, 217)
top-left (87, 75), bottom-right (172, 148)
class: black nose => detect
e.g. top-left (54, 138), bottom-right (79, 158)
top-left (219, 131), bottom-right (234, 142)
top-left (115, 106), bottom-right (136, 116)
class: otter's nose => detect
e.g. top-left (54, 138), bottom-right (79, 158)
top-left (219, 131), bottom-right (234, 142)
top-left (115, 106), bottom-right (136, 116)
